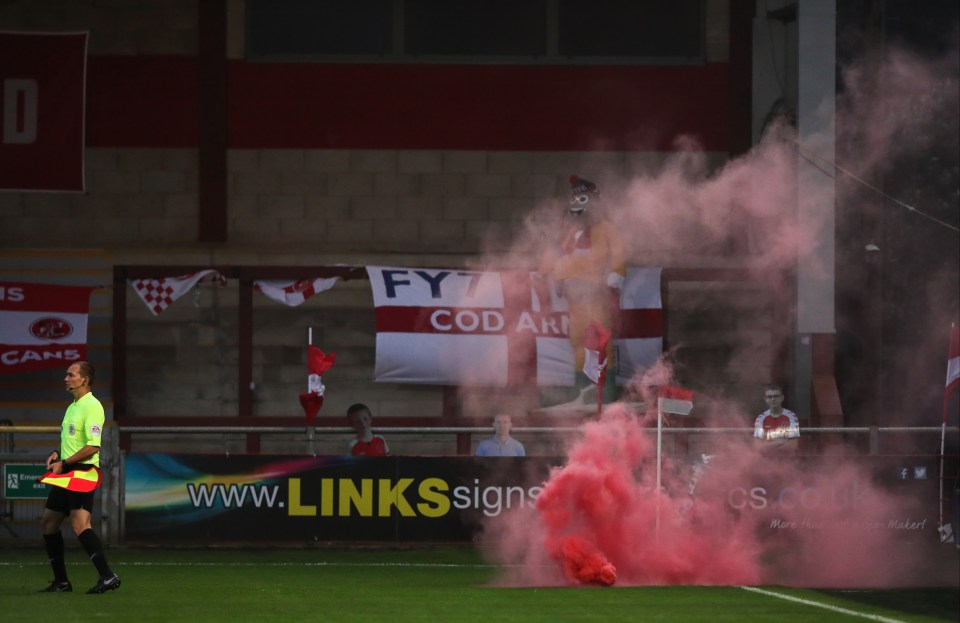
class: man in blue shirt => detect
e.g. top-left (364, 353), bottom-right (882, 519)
top-left (475, 414), bottom-right (525, 457)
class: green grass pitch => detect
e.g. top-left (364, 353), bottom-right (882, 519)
top-left (0, 547), bottom-right (956, 622)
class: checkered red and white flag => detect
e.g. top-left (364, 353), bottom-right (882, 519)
top-left (255, 278), bottom-right (340, 307)
top-left (132, 270), bottom-right (225, 315)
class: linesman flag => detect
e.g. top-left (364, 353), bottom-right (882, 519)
top-left (41, 466), bottom-right (102, 492)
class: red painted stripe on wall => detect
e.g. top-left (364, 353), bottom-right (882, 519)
top-left (86, 57), bottom-right (730, 151)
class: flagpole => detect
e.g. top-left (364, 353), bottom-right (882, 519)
top-left (940, 322), bottom-right (959, 540)
top-left (306, 327), bottom-right (315, 455)
top-left (656, 405), bottom-right (663, 538)
top-left (939, 419), bottom-right (946, 533)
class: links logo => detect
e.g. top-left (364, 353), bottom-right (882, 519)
top-left (186, 477), bottom-right (543, 518)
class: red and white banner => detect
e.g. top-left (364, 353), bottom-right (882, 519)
top-left (132, 270), bottom-right (225, 315)
top-left (255, 278), bottom-right (340, 307)
top-left (658, 385), bottom-right (695, 416)
top-left (367, 266), bottom-right (662, 387)
top-left (0, 281), bottom-right (95, 374)
top-left (0, 32), bottom-right (87, 192)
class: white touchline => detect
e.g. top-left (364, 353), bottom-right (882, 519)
top-left (739, 586), bottom-right (910, 623)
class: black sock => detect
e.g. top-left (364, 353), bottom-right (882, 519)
top-left (43, 532), bottom-right (69, 582)
top-left (77, 528), bottom-right (113, 578)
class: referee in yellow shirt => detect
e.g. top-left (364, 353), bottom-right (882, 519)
top-left (39, 361), bottom-right (121, 594)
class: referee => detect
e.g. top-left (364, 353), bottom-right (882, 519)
top-left (39, 361), bottom-right (121, 594)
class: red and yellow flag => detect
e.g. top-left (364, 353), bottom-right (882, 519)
top-left (41, 466), bottom-right (101, 492)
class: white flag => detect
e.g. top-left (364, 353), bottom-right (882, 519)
top-left (254, 278), bottom-right (340, 307)
top-left (132, 270), bottom-right (224, 315)
top-left (367, 266), bottom-right (662, 387)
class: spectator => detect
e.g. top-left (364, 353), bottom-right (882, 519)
top-left (475, 414), bottom-right (525, 457)
top-left (753, 384), bottom-right (800, 451)
top-left (347, 403), bottom-right (389, 456)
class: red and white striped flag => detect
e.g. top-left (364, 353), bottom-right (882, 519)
top-left (132, 270), bottom-right (225, 315)
top-left (657, 385), bottom-right (694, 415)
top-left (255, 278), bottom-right (340, 307)
top-left (0, 282), bottom-right (95, 374)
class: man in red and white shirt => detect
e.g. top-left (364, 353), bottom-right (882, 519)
top-left (753, 385), bottom-right (800, 452)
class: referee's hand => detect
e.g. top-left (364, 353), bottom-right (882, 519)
top-left (46, 452), bottom-right (59, 471)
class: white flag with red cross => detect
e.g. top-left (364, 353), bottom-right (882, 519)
top-left (255, 278), bottom-right (340, 307)
top-left (366, 266), bottom-right (662, 387)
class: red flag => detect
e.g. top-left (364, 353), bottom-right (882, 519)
top-left (299, 345), bottom-right (336, 424)
top-left (944, 323), bottom-right (959, 424)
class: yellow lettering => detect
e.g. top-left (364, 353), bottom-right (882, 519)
top-left (339, 479), bottom-right (373, 516)
top-left (417, 478), bottom-right (450, 517)
top-left (321, 478), bottom-right (334, 516)
top-left (288, 478), bottom-right (316, 516)
top-left (379, 478), bottom-right (415, 517)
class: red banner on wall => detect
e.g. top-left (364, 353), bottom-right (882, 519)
top-left (0, 32), bottom-right (87, 192)
top-left (0, 281), bottom-right (95, 374)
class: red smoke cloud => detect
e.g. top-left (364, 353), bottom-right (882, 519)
top-left (478, 42), bottom-right (957, 589)
top-left (482, 399), bottom-right (945, 588)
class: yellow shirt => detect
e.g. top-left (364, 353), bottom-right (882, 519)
top-left (60, 392), bottom-right (104, 467)
top-left (540, 219), bottom-right (626, 286)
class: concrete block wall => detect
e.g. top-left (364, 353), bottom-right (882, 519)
top-left (0, 0), bottom-right (781, 456)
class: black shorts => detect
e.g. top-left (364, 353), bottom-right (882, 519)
top-left (45, 475), bottom-right (97, 515)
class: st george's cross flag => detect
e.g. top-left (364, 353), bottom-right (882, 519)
top-left (255, 278), bottom-right (340, 307)
top-left (366, 266), bottom-right (662, 387)
top-left (0, 281), bottom-right (95, 374)
top-left (41, 466), bottom-right (102, 492)
top-left (131, 270), bottom-right (225, 315)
